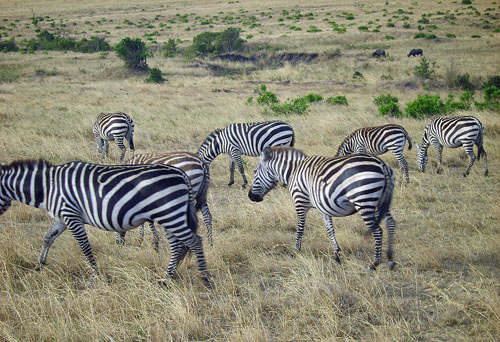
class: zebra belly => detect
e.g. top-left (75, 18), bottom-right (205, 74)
top-left (313, 196), bottom-right (357, 217)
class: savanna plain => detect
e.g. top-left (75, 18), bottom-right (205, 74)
top-left (0, 0), bottom-right (499, 341)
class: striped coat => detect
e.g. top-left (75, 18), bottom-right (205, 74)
top-left (197, 120), bottom-right (295, 188)
top-left (249, 147), bottom-right (396, 270)
top-left (93, 112), bottom-right (135, 162)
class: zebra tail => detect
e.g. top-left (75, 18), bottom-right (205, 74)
top-left (404, 130), bottom-right (412, 150)
top-left (290, 132), bottom-right (295, 147)
top-left (374, 162), bottom-right (395, 227)
top-left (127, 129), bottom-right (135, 151)
top-left (187, 196), bottom-right (199, 234)
top-left (195, 163), bottom-right (210, 211)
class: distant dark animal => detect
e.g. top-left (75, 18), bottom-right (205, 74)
top-left (414, 116), bottom-right (488, 177)
top-left (407, 48), bottom-right (423, 57)
top-left (335, 124), bottom-right (412, 184)
top-left (248, 147), bottom-right (396, 271)
top-left (93, 112), bottom-right (135, 162)
top-left (197, 120), bottom-right (295, 188)
top-left (372, 49), bottom-right (386, 58)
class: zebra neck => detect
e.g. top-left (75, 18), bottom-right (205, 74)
top-left (3, 162), bottom-right (48, 210)
top-left (198, 138), bottom-right (223, 164)
top-left (273, 157), bottom-right (304, 184)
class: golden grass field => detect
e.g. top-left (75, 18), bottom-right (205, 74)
top-left (0, 0), bottom-right (499, 340)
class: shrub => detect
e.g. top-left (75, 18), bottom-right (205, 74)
top-left (254, 84), bottom-right (279, 105)
top-left (162, 38), bottom-right (178, 57)
top-left (446, 33), bottom-right (456, 38)
top-left (414, 57), bottom-right (436, 79)
top-left (326, 96), bottom-right (348, 105)
top-left (191, 27), bottom-right (243, 55)
top-left (270, 97), bottom-right (308, 115)
top-left (353, 71), bottom-right (364, 79)
top-left (454, 73), bottom-right (475, 91)
top-left (475, 86), bottom-right (500, 111)
top-left (405, 94), bottom-right (446, 118)
top-left (414, 33), bottom-right (426, 39)
top-left (482, 75), bottom-right (500, 89)
top-left (74, 36), bottom-right (110, 53)
top-left (114, 37), bottom-right (148, 70)
top-left (461, 0), bottom-right (472, 4)
top-left (145, 67), bottom-right (165, 83)
top-left (304, 93), bottom-right (323, 103)
top-left (0, 37), bottom-right (18, 52)
top-left (374, 94), bottom-right (403, 117)
top-left (403, 22), bottom-right (410, 29)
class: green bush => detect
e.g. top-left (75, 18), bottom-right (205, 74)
top-left (145, 67), bottom-right (165, 83)
top-left (0, 37), bottom-right (18, 52)
top-left (475, 86), bottom-right (500, 111)
top-left (162, 38), bottom-right (178, 57)
top-left (461, 0), bottom-right (472, 4)
top-left (414, 57), bottom-right (436, 79)
top-left (404, 92), bottom-right (473, 118)
top-left (254, 84), bottom-right (279, 105)
top-left (26, 30), bottom-right (110, 53)
top-left (190, 27), bottom-right (243, 56)
top-left (414, 33), bottom-right (426, 39)
top-left (74, 36), bottom-right (110, 53)
top-left (374, 94), bottom-right (403, 117)
top-left (114, 37), bottom-right (148, 70)
top-left (326, 96), bottom-right (348, 105)
top-left (482, 75), bottom-right (500, 89)
top-left (270, 97), bottom-right (308, 115)
top-left (454, 73), bottom-right (475, 91)
top-left (304, 93), bottom-right (323, 103)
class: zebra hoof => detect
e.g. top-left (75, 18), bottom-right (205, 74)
top-left (484, 171), bottom-right (489, 177)
top-left (227, 181), bottom-right (234, 187)
top-left (387, 261), bottom-right (396, 270)
top-left (462, 173), bottom-right (468, 178)
top-left (288, 253), bottom-right (295, 259)
top-left (240, 184), bottom-right (247, 190)
top-left (334, 253), bottom-right (341, 264)
top-left (367, 264), bottom-right (377, 272)
top-left (201, 276), bottom-right (214, 290)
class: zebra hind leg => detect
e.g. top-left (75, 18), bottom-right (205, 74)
top-left (463, 146), bottom-right (476, 177)
top-left (200, 202), bottom-right (213, 246)
top-left (384, 213), bottom-right (396, 270)
top-left (323, 215), bottom-right (342, 264)
top-left (228, 157), bottom-right (235, 186)
top-left (359, 210), bottom-right (383, 270)
top-left (147, 221), bottom-right (161, 252)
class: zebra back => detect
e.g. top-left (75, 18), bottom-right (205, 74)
top-left (126, 152), bottom-right (209, 209)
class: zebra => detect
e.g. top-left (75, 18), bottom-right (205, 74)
top-left (0, 159), bottom-right (210, 285)
top-left (197, 120), bottom-right (295, 188)
top-left (335, 124), bottom-right (412, 184)
top-left (414, 116), bottom-right (488, 177)
top-left (248, 147), bottom-right (396, 271)
top-left (116, 152), bottom-right (213, 247)
top-left (93, 112), bottom-right (135, 162)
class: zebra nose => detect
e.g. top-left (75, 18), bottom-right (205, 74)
top-left (248, 190), bottom-right (262, 202)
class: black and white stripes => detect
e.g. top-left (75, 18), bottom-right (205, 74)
top-left (415, 116), bottom-right (488, 177)
top-left (0, 160), bottom-right (209, 283)
top-left (335, 124), bottom-right (412, 184)
top-left (248, 147), bottom-right (396, 270)
top-left (197, 120), bottom-right (295, 188)
top-left (118, 152), bottom-right (213, 247)
top-left (93, 112), bottom-right (135, 162)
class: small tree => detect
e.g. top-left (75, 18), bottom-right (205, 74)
top-left (145, 67), bottom-right (165, 83)
top-left (114, 37), bottom-right (148, 70)
top-left (414, 57), bottom-right (436, 79)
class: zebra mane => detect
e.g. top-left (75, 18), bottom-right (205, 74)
top-left (199, 129), bottom-right (222, 149)
top-left (4, 159), bottom-right (51, 169)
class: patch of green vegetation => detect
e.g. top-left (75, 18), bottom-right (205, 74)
top-left (414, 57), bottom-right (436, 79)
top-left (145, 67), bottom-right (166, 83)
top-left (374, 94), bottom-right (402, 117)
top-left (326, 95), bottom-right (348, 105)
top-left (114, 37), bottom-right (148, 70)
top-left (190, 27), bottom-right (243, 55)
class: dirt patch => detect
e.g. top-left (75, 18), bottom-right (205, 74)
top-left (213, 52), bottom-right (324, 66)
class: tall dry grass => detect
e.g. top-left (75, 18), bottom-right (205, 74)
top-left (0, 0), bottom-right (499, 341)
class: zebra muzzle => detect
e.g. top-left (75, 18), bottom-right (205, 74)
top-left (248, 191), bottom-right (263, 202)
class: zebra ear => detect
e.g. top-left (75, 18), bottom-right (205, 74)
top-left (263, 147), bottom-right (273, 161)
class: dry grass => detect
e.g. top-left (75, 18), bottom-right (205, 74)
top-left (0, 0), bottom-right (499, 341)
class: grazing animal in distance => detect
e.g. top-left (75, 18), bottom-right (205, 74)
top-left (335, 124), bottom-right (412, 184)
top-left (407, 48), bottom-right (423, 57)
top-left (116, 152), bottom-right (213, 247)
top-left (248, 147), bottom-right (396, 271)
top-left (372, 48), bottom-right (386, 58)
top-left (0, 160), bottom-right (210, 285)
top-left (415, 116), bottom-right (488, 177)
top-left (197, 120), bottom-right (295, 188)
top-left (93, 112), bottom-right (135, 162)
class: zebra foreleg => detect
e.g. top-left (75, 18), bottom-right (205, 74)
top-left (433, 142), bottom-right (443, 174)
top-left (65, 217), bottom-right (98, 275)
top-left (115, 231), bottom-right (126, 246)
top-left (228, 157), bottom-right (235, 186)
top-left (323, 215), bottom-right (342, 264)
top-left (39, 220), bottom-right (67, 266)
top-left (230, 149), bottom-right (248, 188)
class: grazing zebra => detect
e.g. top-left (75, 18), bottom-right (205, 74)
top-left (0, 160), bottom-right (209, 285)
top-left (335, 124), bottom-right (412, 184)
top-left (197, 120), bottom-right (295, 188)
top-left (93, 112), bottom-right (135, 162)
top-left (248, 147), bottom-right (396, 270)
top-left (414, 116), bottom-right (488, 177)
top-left (116, 152), bottom-right (213, 247)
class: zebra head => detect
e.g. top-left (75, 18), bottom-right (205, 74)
top-left (248, 147), bottom-right (279, 202)
top-left (414, 142), bottom-right (428, 172)
top-left (0, 163), bottom-right (12, 215)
